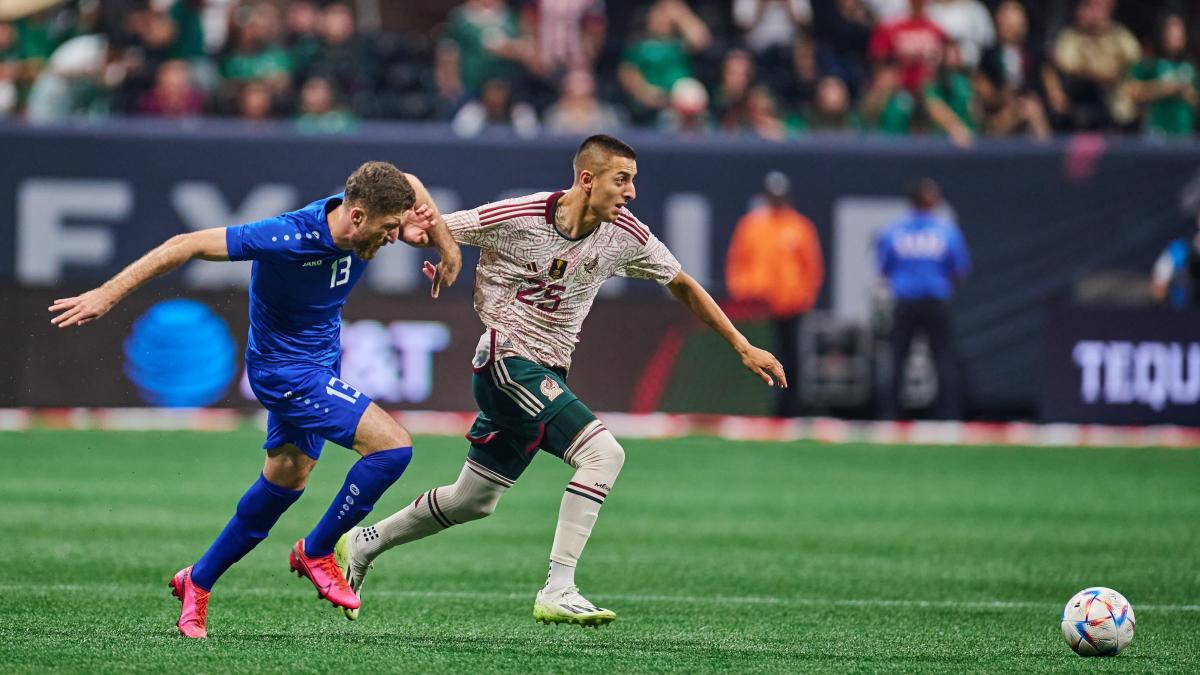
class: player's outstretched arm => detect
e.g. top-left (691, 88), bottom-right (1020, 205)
top-left (403, 172), bottom-right (461, 298)
top-left (666, 271), bottom-right (788, 388)
top-left (48, 228), bottom-right (229, 328)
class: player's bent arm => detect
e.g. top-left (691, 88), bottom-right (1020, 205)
top-left (404, 172), bottom-right (462, 297)
top-left (666, 271), bottom-right (787, 388)
top-left (48, 228), bottom-right (229, 328)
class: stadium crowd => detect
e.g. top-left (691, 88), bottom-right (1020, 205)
top-left (0, 0), bottom-right (1196, 143)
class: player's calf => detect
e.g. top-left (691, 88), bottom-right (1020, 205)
top-left (337, 462), bottom-right (510, 620)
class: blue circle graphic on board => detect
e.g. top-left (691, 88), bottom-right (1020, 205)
top-left (123, 299), bottom-right (237, 407)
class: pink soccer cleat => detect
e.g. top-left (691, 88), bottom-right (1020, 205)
top-left (169, 566), bottom-right (210, 639)
top-left (289, 539), bottom-right (361, 610)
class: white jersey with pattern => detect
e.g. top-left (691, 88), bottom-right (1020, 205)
top-left (445, 191), bottom-right (683, 371)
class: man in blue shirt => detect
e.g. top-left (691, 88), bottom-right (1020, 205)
top-left (1151, 226), bottom-right (1200, 309)
top-left (876, 178), bottom-right (971, 420)
top-left (48, 161), bottom-right (462, 639)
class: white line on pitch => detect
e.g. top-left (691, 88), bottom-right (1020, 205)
top-left (1, 584), bottom-right (1196, 612)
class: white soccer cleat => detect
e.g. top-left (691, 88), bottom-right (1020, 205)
top-left (533, 586), bottom-right (616, 627)
top-left (333, 527), bottom-right (372, 621)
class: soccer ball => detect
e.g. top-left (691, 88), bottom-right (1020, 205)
top-left (1061, 587), bottom-right (1135, 656)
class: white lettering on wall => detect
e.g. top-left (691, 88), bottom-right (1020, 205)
top-left (1073, 340), bottom-right (1200, 411)
top-left (17, 179), bottom-right (131, 284)
top-left (174, 182), bottom-right (298, 289)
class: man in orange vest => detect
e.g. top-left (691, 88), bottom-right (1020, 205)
top-left (725, 171), bottom-right (825, 416)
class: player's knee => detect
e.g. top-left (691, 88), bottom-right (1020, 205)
top-left (263, 446), bottom-right (316, 490)
top-left (460, 492), bottom-right (501, 521)
top-left (442, 467), bottom-right (507, 522)
top-left (575, 430), bottom-right (624, 472)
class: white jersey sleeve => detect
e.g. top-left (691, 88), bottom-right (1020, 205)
top-left (444, 208), bottom-right (491, 247)
top-left (613, 213), bottom-right (682, 284)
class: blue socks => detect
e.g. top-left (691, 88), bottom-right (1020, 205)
top-left (191, 474), bottom-right (303, 591)
top-left (304, 447), bottom-right (412, 557)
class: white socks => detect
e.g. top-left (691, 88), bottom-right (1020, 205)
top-left (548, 424), bottom-right (625, 576)
top-left (546, 560), bottom-right (576, 592)
top-left (357, 460), bottom-right (509, 563)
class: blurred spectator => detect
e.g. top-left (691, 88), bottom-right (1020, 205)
top-left (1045, 0), bottom-right (1139, 131)
top-left (868, 0), bottom-right (946, 96)
top-left (926, 0), bottom-right (993, 69)
top-left (975, 1), bottom-right (1049, 140)
top-left (294, 75), bottom-right (356, 133)
top-left (437, 0), bottom-right (529, 103)
top-left (713, 48), bottom-right (754, 121)
top-left (285, 1), bottom-right (322, 78)
top-left (723, 84), bottom-right (789, 140)
top-left (451, 76), bottom-right (538, 138)
top-left (1151, 223), bottom-right (1200, 308)
top-left (807, 75), bottom-right (858, 130)
top-left (237, 79), bottom-right (274, 121)
top-left (924, 0), bottom-right (993, 68)
top-left (875, 178), bottom-right (970, 420)
top-left (619, 0), bottom-right (712, 124)
top-left (657, 76), bottom-right (713, 134)
top-left (543, 68), bottom-right (623, 135)
top-left (864, 0), bottom-right (909, 22)
top-left (169, 0), bottom-right (206, 61)
top-left (302, 3), bottom-right (374, 98)
top-left (520, 0), bottom-right (606, 80)
top-left (138, 58), bottom-right (204, 118)
top-left (1130, 13), bottom-right (1198, 139)
top-left (0, 22), bottom-right (19, 116)
top-left (810, 0), bottom-right (875, 96)
top-left (923, 41), bottom-right (976, 146)
top-left (24, 8), bottom-right (109, 124)
top-left (726, 171), bottom-right (825, 417)
top-left (113, 8), bottom-right (179, 112)
top-left (733, 0), bottom-right (811, 68)
top-left (222, 3), bottom-right (292, 93)
top-left (861, 64), bottom-right (915, 134)
top-left (777, 33), bottom-right (821, 112)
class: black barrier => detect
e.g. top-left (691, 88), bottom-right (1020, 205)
top-left (4, 121), bottom-right (1200, 417)
top-left (1041, 307), bottom-right (1200, 426)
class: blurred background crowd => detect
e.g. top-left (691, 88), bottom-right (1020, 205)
top-left (1, 0), bottom-right (1197, 142)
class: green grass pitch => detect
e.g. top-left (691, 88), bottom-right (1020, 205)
top-left (1, 430), bottom-right (1197, 673)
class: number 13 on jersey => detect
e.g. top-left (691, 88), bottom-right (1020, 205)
top-left (330, 256), bottom-right (352, 288)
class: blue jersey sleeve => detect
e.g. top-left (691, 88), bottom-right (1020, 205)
top-left (226, 213), bottom-right (329, 263)
top-left (947, 227), bottom-right (971, 279)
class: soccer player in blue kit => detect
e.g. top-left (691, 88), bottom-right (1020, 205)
top-left (48, 161), bottom-right (461, 638)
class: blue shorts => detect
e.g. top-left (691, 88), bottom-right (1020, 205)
top-left (246, 359), bottom-right (372, 460)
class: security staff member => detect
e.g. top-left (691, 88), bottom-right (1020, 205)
top-left (876, 178), bottom-right (971, 419)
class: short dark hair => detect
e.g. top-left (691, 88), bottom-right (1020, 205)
top-left (574, 134), bottom-right (637, 175)
top-left (577, 134), bottom-right (637, 161)
top-left (344, 161), bottom-right (415, 216)
top-left (906, 177), bottom-right (940, 208)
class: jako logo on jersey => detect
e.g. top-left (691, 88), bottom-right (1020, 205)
top-left (302, 260), bottom-right (323, 267)
top-left (540, 376), bottom-right (564, 401)
top-left (549, 258), bottom-right (567, 280)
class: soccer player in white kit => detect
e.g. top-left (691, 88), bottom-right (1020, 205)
top-left (336, 135), bottom-right (786, 626)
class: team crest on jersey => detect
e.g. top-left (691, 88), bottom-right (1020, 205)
top-left (583, 255), bottom-right (598, 273)
top-left (549, 258), bottom-right (568, 280)
top-left (540, 376), bottom-right (564, 401)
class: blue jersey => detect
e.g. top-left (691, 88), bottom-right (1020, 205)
top-left (225, 193), bottom-right (367, 367)
top-left (876, 211), bottom-right (971, 301)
